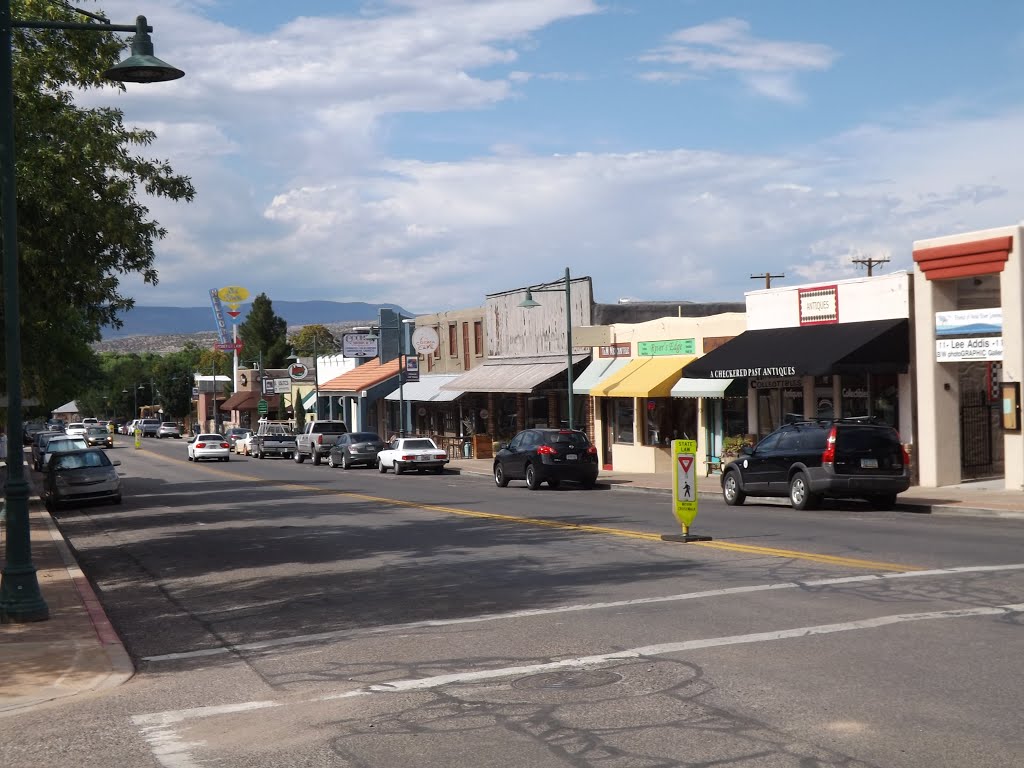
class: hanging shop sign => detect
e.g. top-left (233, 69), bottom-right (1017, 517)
top-left (288, 362), bottom-right (308, 380)
top-left (274, 378), bottom-right (293, 394)
top-left (411, 326), bottom-right (440, 356)
top-left (342, 333), bottom-right (379, 358)
top-left (598, 343), bottom-right (631, 358)
top-left (637, 338), bottom-right (695, 356)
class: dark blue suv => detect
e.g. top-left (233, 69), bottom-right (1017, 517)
top-left (493, 428), bottom-right (599, 490)
top-left (721, 418), bottom-right (910, 510)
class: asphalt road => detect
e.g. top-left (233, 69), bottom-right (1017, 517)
top-left (4, 438), bottom-right (1023, 768)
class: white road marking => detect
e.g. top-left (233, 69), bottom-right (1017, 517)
top-left (141, 563), bottom-right (1024, 662)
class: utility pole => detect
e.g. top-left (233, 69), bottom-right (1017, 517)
top-left (851, 256), bottom-right (889, 276)
top-left (751, 272), bottom-right (784, 289)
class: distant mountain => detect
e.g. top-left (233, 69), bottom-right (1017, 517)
top-left (103, 300), bottom-right (414, 339)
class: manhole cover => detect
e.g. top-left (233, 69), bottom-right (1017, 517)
top-left (512, 670), bottom-right (622, 690)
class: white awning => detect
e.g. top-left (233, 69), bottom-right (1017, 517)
top-left (572, 357), bottom-right (631, 395)
top-left (670, 378), bottom-right (734, 398)
top-left (301, 389), bottom-right (318, 410)
top-left (385, 374), bottom-right (464, 402)
top-left (441, 354), bottom-right (589, 394)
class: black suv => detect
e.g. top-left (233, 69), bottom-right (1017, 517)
top-left (721, 418), bottom-right (910, 510)
top-left (493, 428), bottom-right (599, 490)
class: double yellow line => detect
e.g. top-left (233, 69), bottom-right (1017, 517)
top-left (137, 448), bottom-right (921, 573)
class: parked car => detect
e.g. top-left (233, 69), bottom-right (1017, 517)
top-left (187, 433), bottom-right (231, 462)
top-left (82, 417), bottom-right (99, 426)
top-left (493, 428), bottom-right (599, 490)
top-left (42, 448), bottom-right (121, 510)
top-left (376, 436), bottom-right (449, 474)
top-left (157, 421), bottom-right (182, 439)
top-left (251, 421), bottom-right (297, 460)
top-left (234, 431), bottom-right (254, 456)
top-left (46, 418), bottom-right (66, 433)
top-left (31, 430), bottom-right (66, 471)
top-left (294, 420), bottom-right (348, 465)
top-left (327, 432), bottom-right (386, 469)
top-left (65, 422), bottom-right (88, 438)
top-left (24, 421), bottom-right (48, 445)
top-left (720, 417), bottom-right (911, 510)
top-left (225, 427), bottom-right (249, 450)
top-left (40, 436), bottom-right (89, 471)
top-left (123, 419), bottom-right (140, 435)
top-left (84, 426), bottom-right (113, 448)
top-left (140, 418), bottom-right (161, 437)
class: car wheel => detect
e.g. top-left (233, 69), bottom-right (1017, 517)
top-left (547, 477), bottom-right (561, 489)
top-left (378, 458), bottom-right (388, 474)
top-left (867, 493), bottom-right (898, 510)
top-left (525, 463), bottom-right (541, 490)
top-left (328, 454), bottom-right (337, 468)
top-left (294, 452), bottom-right (305, 464)
top-left (789, 472), bottom-right (820, 510)
top-left (312, 452), bottom-right (321, 466)
top-left (722, 470), bottom-right (746, 506)
top-left (494, 463), bottom-right (509, 487)
top-left (187, 454), bottom-right (193, 462)
top-left (342, 455), bottom-right (351, 470)
top-left (395, 462), bottom-right (404, 475)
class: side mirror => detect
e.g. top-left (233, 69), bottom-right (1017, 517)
top-left (111, 459), bottom-right (122, 466)
top-left (739, 445), bottom-right (753, 456)
top-left (498, 443), bottom-right (508, 450)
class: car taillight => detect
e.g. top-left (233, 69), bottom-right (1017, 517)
top-left (196, 442), bottom-right (207, 448)
top-left (586, 446), bottom-right (597, 455)
top-left (220, 443), bottom-right (230, 449)
top-left (821, 426), bottom-right (836, 467)
top-left (536, 445), bottom-right (557, 455)
top-left (402, 454), bottom-right (416, 460)
top-left (317, 434), bottom-right (323, 445)
top-left (435, 453), bottom-right (447, 460)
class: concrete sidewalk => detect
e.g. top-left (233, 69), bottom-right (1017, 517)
top-left (447, 458), bottom-right (1024, 519)
top-left (0, 481), bottom-right (134, 717)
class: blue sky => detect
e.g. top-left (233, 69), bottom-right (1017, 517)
top-left (86, 0), bottom-right (1024, 314)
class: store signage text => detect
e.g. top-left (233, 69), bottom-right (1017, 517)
top-left (599, 343), bottom-right (631, 358)
top-left (936, 336), bottom-right (1003, 362)
top-left (750, 377), bottom-right (802, 390)
top-left (638, 338), bottom-right (695, 356)
top-left (798, 285), bottom-right (839, 326)
top-left (714, 366), bottom-right (797, 379)
top-left (935, 307), bottom-right (1002, 336)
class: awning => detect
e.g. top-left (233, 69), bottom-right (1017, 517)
top-left (572, 357), bottom-right (631, 395)
top-left (441, 355), bottom-right (589, 394)
top-left (591, 356), bottom-right (694, 398)
top-left (670, 378), bottom-right (733, 398)
top-left (321, 358), bottom-right (402, 393)
top-left (681, 318), bottom-right (909, 379)
top-left (385, 374), bottom-right (464, 402)
top-left (218, 392), bottom-right (280, 411)
top-left (301, 390), bottom-right (318, 410)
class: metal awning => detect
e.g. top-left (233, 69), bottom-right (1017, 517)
top-left (670, 378), bottom-right (734, 399)
top-left (440, 354), bottom-right (589, 394)
top-left (385, 374), bottom-right (464, 402)
top-left (572, 357), bottom-right (631, 395)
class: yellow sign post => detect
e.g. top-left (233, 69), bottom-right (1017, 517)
top-left (661, 438), bottom-right (713, 543)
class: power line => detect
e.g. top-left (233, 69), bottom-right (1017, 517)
top-left (751, 272), bottom-right (785, 289)
top-left (851, 256), bottom-right (890, 276)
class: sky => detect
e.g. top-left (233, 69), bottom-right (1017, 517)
top-left (79, 0), bottom-right (1024, 314)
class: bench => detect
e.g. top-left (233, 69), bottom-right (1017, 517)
top-left (704, 455), bottom-right (723, 476)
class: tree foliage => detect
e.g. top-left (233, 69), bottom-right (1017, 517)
top-left (3, 1), bottom-right (195, 408)
top-left (238, 293), bottom-right (289, 368)
top-left (293, 388), bottom-right (305, 429)
top-left (289, 324), bottom-right (337, 356)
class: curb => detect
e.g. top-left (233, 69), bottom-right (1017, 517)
top-left (39, 504), bottom-right (135, 692)
top-left (445, 466), bottom-right (1024, 520)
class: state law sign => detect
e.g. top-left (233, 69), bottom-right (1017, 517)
top-left (671, 439), bottom-right (698, 530)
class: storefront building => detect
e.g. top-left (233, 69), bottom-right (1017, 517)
top-left (912, 225), bottom-right (1022, 489)
top-left (578, 313), bottom-right (746, 473)
top-left (319, 358), bottom-right (401, 435)
top-left (682, 272), bottom-right (913, 459)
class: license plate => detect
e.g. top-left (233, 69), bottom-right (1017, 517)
top-left (416, 455), bottom-right (429, 461)
top-left (861, 458), bottom-right (878, 469)
top-left (566, 453), bottom-right (578, 461)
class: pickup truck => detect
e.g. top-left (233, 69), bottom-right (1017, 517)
top-left (251, 421), bottom-right (298, 460)
top-left (294, 420), bottom-right (349, 465)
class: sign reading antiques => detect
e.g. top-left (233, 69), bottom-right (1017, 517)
top-left (637, 338), bottom-right (695, 357)
top-left (798, 285), bottom-right (839, 326)
top-left (342, 332), bottom-right (380, 358)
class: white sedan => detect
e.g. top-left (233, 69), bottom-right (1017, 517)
top-left (187, 433), bottom-right (231, 462)
top-left (234, 431), bottom-right (254, 455)
top-left (376, 437), bottom-right (449, 475)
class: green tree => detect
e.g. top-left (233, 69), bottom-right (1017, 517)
top-left (238, 293), bottom-right (289, 368)
top-left (289, 324), bottom-right (337, 356)
top-left (4, 1), bottom-right (195, 407)
top-left (293, 388), bottom-right (306, 429)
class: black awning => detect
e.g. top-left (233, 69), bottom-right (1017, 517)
top-left (682, 318), bottom-right (909, 379)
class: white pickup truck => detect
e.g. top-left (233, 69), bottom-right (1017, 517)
top-left (251, 420), bottom-right (297, 460)
top-left (294, 420), bottom-right (348, 465)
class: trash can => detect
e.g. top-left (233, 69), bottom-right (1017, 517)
top-left (463, 439), bottom-right (472, 458)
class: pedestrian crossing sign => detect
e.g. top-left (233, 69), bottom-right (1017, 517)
top-left (672, 439), bottom-right (698, 528)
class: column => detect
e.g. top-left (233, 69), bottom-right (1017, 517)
top-left (547, 390), bottom-right (559, 427)
top-left (1000, 227), bottom-right (1024, 490)
top-left (516, 393), bottom-right (527, 433)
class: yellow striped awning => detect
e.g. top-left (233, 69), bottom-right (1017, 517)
top-left (590, 356), bottom-right (694, 398)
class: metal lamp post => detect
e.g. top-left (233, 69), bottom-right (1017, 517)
top-left (518, 267), bottom-right (576, 431)
top-left (0, 7), bottom-right (182, 621)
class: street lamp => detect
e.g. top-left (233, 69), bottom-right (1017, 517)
top-left (1, 7), bottom-right (183, 622)
top-left (518, 266), bottom-right (576, 431)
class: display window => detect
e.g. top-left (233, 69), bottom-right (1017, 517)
top-left (614, 399), bottom-right (635, 444)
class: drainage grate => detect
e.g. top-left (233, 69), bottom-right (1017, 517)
top-left (512, 670), bottom-right (622, 690)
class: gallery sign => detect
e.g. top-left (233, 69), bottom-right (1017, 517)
top-left (936, 337), bottom-right (1003, 362)
top-left (798, 285), bottom-right (839, 326)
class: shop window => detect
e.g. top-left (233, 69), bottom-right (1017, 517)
top-left (448, 324), bottom-right (458, 358)
top-left (614, 399), bottom-right (635, 444)
top-left (841, 372), bottom-right (870, 419)
top-left (870, 373), bottom-right (899, 428)
top-left (433, 327), bottom-right (441, 359)
top-left (474, 321), bottom-right (484, 356)
top-left (644, 399), bottom-right (666, 445)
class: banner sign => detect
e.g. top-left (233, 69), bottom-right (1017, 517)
top-left (405, 357), bottom-right (420, 383)
top-left (638, 338), bottom-right (695, 356)
top-left (342, 332), bottom-right (380, 358)
top-left (935, 308), bottom-right (1002, 336)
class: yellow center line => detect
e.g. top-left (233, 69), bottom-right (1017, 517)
top-left (132, 449), bottom-right (922, 572)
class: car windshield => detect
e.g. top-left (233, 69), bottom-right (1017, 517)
top-left (54, 451), bottom-right (110, 470)
top-left (86, 427), bottom-right (107, 436)
top-left (313, 424), bottom-right (347, 433)
top-left (402, 439), bottom-right (436, 450)
top-left (198, 434), bottom-right (223, 441)
top-left (350, 433), bottom-right (381, 442)
top-left (162, 422), bottom-right (177, 428)
top-left (48, 439), bottom-right (87, 452)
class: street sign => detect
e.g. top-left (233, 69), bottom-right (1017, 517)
top-left (273, 378), bottom-right (292, 394)
top-left (672, 439), bottom-right (699, 531)
top-left (405, 356), bottom-right (420, 383)
top-left (262, 378), bottom-right (275, 396)
top-left (342, 332), bottom-right (379, 358)
top-left (411, 326), bottom-right (440, 356)
top-left (257, 399), bottom-right (268, 415)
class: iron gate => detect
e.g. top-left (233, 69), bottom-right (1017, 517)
top-left (960, 390), bottom-right (994, 474)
